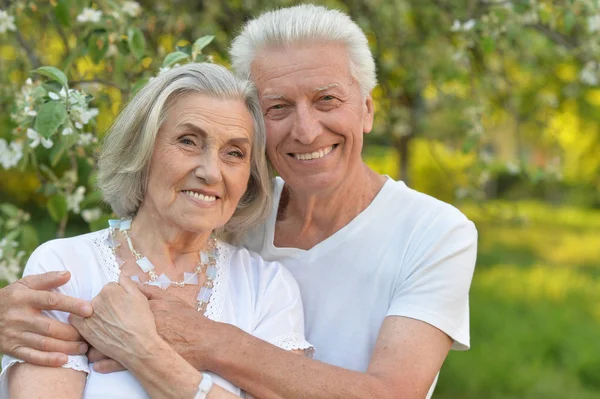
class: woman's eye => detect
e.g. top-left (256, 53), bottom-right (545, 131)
top-left (271, 104), bottom-right (285, 110)
top-left (228, 150), bottom-right (245, 158)
top-left (180, 137), bottom-right (195, 146)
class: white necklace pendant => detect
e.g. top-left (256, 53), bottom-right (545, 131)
top-left (136, 256), bottom-right (155, 273)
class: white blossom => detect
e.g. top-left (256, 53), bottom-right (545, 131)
top-left (82, 208), bottom-right (102, 223)
top-left (123, 1), bottom-right (142, 18)
top-left (67, 186), bottom-right (86, 214)
top-left (0, 139), bottom-right (23, 169)
top-left (0, 9), bottom-right (16, 34)
top-left (588, 15), bottom-right (600, 33)
top-left (580, 61), bottom-right (598, 86)
top-left (78, 133), bottom-right (96, 146)
top-left (77, 8), bottom-right (103, 23)
top-left (48, 91), bottom-right (60, 100)
top-left (62, 127), bottom-right (73, 136)
top-left (26, 128), bottom-right (53, 149)
top-left (451, 19), bottom-right (476, 32)
top-left (505, 161), bottom-right (520, 175)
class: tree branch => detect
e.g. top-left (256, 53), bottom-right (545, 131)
top-left (14, 30), bottom-right (42, 69)
top-left (70, 79), bottom-right (127, 93)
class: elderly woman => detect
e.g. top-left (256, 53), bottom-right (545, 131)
top-left (1, 63), bottom-right (311, 398)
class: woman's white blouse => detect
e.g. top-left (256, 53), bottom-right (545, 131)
top-left (0, 229), bottom-right (312, 398)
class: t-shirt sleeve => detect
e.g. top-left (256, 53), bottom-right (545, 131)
top-left (387, 208), bottom-right (478, 350)
top-left (0, 241), bottom-right (89, 381)
top-left (250, 260), bottom-right (313, 353)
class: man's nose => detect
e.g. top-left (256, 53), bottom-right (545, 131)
top-left (290, 103), bottom-right (321, 145)
top-left (194, 150), bottom-right (222, 184)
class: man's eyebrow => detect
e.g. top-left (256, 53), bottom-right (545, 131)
top-left (263, 93), bottom-right (286, 100)
top-left (313, 83), bottom-right (339, 92)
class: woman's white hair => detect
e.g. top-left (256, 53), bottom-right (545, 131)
top-left (230, 4), bottom-right (377, 96)
top-left (98, 63), bottom-right (272, 241)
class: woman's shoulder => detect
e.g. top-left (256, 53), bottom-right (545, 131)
top-left (24, 229), bottom-right (110, 276)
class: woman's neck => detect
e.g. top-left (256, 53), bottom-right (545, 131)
top-left (124, 203), bottom-right (213, 270)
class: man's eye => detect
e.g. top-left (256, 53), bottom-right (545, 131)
top-left (322, 95), bottom-right (335, 101)
top-left (180, 137), bottom-right (195, 145)
top-left (271, 104), bottom-right (285, 110)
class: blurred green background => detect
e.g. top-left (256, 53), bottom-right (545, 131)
top-left (1, 1), bottom-right (599, 397)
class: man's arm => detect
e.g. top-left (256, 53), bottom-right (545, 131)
top-left (207, 315), bottom-right (451, 399)
top-left (0, 272), bottom-right (92, 366)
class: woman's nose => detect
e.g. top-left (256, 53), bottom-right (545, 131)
top-left (193, 151), bottom-right (222, 184)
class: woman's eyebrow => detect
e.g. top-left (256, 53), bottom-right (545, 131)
top-left (176, 122), bottom-right (207, 137)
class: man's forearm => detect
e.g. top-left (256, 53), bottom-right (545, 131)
top-left (206, 324), bottom-right (397, 399)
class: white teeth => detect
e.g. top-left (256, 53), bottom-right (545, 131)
top-left (293, 146), bottom-right (333, 160)
top-left (183, 191), bottom-right (217, 202)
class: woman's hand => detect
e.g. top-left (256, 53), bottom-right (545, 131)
top-left (69, 273), bottom-right (161, 368)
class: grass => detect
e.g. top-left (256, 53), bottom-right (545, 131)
top-left (435, 201), bottom-right (600, 398)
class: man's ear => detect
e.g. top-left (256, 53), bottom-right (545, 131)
top-left (363, 93), bottom-right (375, 134)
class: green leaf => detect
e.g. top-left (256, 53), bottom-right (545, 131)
top-left (34, 101), bottom-right (67, 139)
top-left (80, 190), bottom-right (104, 209)
top-left (481, 36), bottom-right (496, 54)
top-left (47, 194), bottom-right (68, 222)
top-left (88, 33), bottom-right (109, 64)
top-left (128, 27), bottom-right (146, 60)
top-left (49, 140), bottom-right (67, 167)
top-left (117, 39), bottom-right (130, 56)
top-left (564, 11), bottom-right (576, 33)
top-left (192, 35), bottom-right (215, 54)
top-left (162, 51), bottom-right (189, 68)
top-left (43, 81), bottom-right (63, 94)
top-left (0, 203), bottom-right (20, 218)
top-left (32, 66), bottom-right (69, 89)
top-left (54, 0), bottom-right (71, 27)
top-left (20, 225), bottom-right (39, 253)
top-left (461, 137), bottom-right (477, 154)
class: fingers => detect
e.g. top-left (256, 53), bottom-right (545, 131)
top-left (138, 283), bottom-right (164, 300)
top-left (118, 273), bottom-right (140, 295)
top-left (87, 347), bottom-right (110, 363)
top-left (23, 314), bottom-right (83, 342)
top-left (11, 346), bottom-right (69, 367)
top-left (31, 290), bottom-right (93, 317)
top-left (19, 271), bottom-right (71, 291)
top-left (92, 359), bottom-right (126, 374)
top-left (18, 331), bottom-right (88, 355)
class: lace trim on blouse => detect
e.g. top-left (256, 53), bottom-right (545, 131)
top-left (1, 354), bottom-right (89, 376)
top-left (270, 332), bottom-right (314, 354)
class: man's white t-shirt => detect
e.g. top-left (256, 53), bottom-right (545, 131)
top-left (243, 177), bottom-right (477, 392)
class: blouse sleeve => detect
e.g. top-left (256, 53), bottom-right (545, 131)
top-left (0, 241), bottom-right (90, 380)
top-left (250, 259), bottom-right (313, 354)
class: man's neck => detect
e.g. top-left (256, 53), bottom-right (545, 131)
top-left (274, 164), bottom-right (386, 250)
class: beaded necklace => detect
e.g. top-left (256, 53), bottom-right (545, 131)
top-left (106, 219), bottom-right (218, 313)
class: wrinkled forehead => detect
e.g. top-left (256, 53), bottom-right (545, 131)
top-left (250, 43), bottom-right (355, 94)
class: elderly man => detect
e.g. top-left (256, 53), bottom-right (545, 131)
top-left (0, 5), bottom-right (477, 398)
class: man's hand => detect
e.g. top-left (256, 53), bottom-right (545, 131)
top-left (0, 271), bottom-right (93, 367)
top-left (139, 284), bottom-right (221, 371)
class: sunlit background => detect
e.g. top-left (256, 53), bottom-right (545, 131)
top-left (0, 1), bottom-right (599, 398)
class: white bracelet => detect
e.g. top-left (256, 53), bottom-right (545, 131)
top-left (194, 373), bottom-right (214, 399)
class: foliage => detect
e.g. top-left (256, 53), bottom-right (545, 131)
top-left (436, 201), bottom-right (600, 398)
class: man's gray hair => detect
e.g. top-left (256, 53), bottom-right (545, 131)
top-left (230, 4), bottom-right (377, 96)
top-left (98, 63), bottom-right (272, 241)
